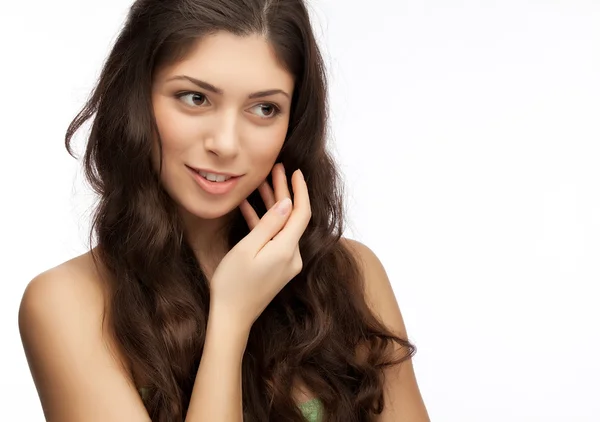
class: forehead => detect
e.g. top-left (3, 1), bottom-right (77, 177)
top-left (155, 31), bottom-right (294, 94)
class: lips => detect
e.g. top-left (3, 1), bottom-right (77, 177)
top-left (187, 165), bottom-right (241, 178)
top-left (189, 166), bottom-right (241, 195)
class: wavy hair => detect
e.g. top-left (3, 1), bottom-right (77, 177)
top-left (65, 0), bottom-right (415, 420)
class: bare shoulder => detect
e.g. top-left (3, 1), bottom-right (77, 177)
top-left (340, 237), bottom-right (430, 421)
top-left (18, 250), bottom-right (150, 422)
top-left (20, 251), bottom-right (107, 323)
top-left (340, 237), bottom-right (406, 335)
top-left (19, 251), bottom-right (111, 353)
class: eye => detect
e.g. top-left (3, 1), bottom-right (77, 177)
top-left (175, 91), bottom-right (208, 107)
top-left (250, 103), bottom-right (282, 119)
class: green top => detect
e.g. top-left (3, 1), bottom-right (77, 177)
top-left (139, 388), bottom-right (323, 421)
top-left (297, 397), bottom-right (323, 422)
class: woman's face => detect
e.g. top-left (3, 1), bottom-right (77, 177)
top-left (151, 31), bottom-right (295, 223)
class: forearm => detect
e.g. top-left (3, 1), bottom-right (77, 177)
top-left (184, 309), bottom-right (250, 422)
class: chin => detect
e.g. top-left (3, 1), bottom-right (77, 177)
top-left (185, 205), bottom-right (233, 220)
top-left (180, 198), bottom-right (241, 221)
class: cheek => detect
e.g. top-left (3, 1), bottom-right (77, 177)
top-left (151, 105), bottom-right (189, 174)
top-left (245, 122), bottom-right (288, 161)
top-left (245, 137), bottom-right (285, 181)
top-left (156, 112), bottom-right (190, 152)
top-left (153, 113), bottom-right (199, 174)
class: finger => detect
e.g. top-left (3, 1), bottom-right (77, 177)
top-left (273, 162), bottom-right (292, 204)
top-left (258, 180), bottom-right (276, 210)
top-left (241, 163), bottom-right (288, 232)
top-left (239, 198), bottom-right (260, 230)
top-left (242, 197), bottom-right (293, 253)
top-left (267, 169), bottom-right (311, 251)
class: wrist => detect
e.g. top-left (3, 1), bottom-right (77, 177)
top-left (206, 306), bottom-right (251, 352)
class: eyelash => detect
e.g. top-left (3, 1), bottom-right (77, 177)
top-left (174, 91), bottom-right (282, 119)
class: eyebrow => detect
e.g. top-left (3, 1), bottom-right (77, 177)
top-left (166, 75), bottom-right (290, 99)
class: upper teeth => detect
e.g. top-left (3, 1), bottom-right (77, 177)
top-left (199, 171), bottom-right (232, 182)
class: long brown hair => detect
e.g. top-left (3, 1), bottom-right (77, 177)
top-left (65, 0), bottom-right (415, 420)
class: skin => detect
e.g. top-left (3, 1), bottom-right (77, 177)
top-left (18, 31), bottom-right (429, 421)
top-left (150, 31), bottom-right (295, 269)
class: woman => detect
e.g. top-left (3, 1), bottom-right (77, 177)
top-left (18, 0), bottom-right (429, 421)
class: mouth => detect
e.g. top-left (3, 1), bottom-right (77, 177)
top-left (186, 165), bottom-right (243, 181)
top-left (187, 166), bottom-right (242, 195)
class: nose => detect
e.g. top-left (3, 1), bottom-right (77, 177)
top-left (204, 112), bottom-right (239, 159)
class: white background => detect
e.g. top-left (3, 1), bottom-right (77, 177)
top-left (1, 0), bottom-right (599, 420)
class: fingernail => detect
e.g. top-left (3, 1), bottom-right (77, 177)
top-left (298, 169), bottom-right (304, 181)
top-left (276, 198), bottom-right (291, 215)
